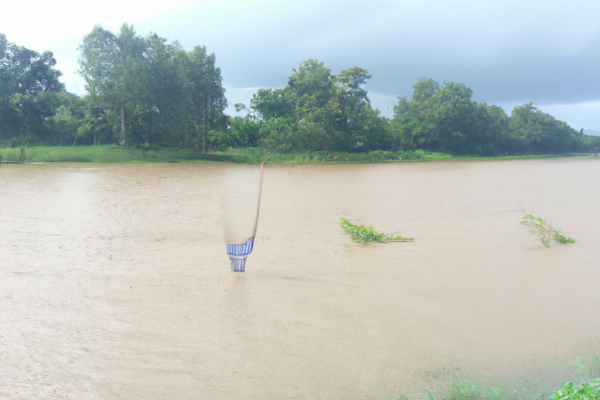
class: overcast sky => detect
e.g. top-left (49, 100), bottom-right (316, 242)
top-left (2, 0), bottom-right (599, 131)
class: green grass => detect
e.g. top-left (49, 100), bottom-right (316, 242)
top-left (543, 380), bottom-right (600, 400)
top-left (0, 144), bottom-right (591, 165)
top-left (412, 379), bottom-right (600, 400)
top-left (423, 380), bottom-right (490, 400)
top-left (341, 218), bottom-right (412, 243)
top-left (393, 379), bottom-right (515, 400)
top-left (395, 379), bottom-right (600, 400)
top-left (520, 214), bottom-right (575, 247)
top-left (217, 148), bottom-right (453, 164)
top-left (393, 357), bottom-right (600, 400)
top-left (0, 145), bottom-right (243, 164)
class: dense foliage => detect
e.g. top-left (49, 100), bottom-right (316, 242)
top-left (78, 24), bottom-right (227, 150)
top-left (390, 79), bottom-right (598, 155)
top-left (0, 33), bottom-right (76, 145)
top-left (230, 63), bottom-right (600, 155)
top-left (1, 26), bottom-right (227, 151)
top-left (545, 380), bottom-right (600, 400)
top-left (2, 27), bottom-right (600, 155)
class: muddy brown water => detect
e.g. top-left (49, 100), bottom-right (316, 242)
top-left (1, 158), bottom-right (599, 399)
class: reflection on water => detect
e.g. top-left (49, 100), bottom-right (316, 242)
top-left (221, 164), bottom-right (261, 245)
top-left (1, 159), bottom-right (599, 399)
top-left (221, 164), bottom-right (263, 272)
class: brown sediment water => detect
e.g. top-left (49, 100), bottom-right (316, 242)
top-left (1, 158), bottom-right (599, 399)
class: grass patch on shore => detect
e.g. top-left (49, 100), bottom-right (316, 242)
top-left (0, 145), bottom-right (591, 165)
top-left (220, 147), bottom-right (452, 164)
top-left (0, 145), bottom-right (243, 164)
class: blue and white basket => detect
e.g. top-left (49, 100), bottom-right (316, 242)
top-left (226, 238), bottom-right (254, 272)
top-left (225, 159), bottom-right (270, 273)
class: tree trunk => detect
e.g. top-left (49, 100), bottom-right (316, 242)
top-left (119, 103), bottom-right (126, 146)
top-left (202, 107), bottom-right (207, 154)
top-left (202, 92), bottom-right (212, 154)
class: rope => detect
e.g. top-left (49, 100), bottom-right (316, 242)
top-left (251, 150), bottom-right (275, 239)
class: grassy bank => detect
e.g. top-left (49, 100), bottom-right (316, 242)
top-left (0, 145), bottom-right (244, 164)
top-left (0, 145), bottom-right (591, 165)
top-left (215, 147), bottom-right (453, 164)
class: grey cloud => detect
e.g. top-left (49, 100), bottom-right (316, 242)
top-left (134, 0), bottom-right (600, 106)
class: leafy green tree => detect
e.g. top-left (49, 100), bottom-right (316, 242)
top-left (288, 59), bottom-right (334, 105)
top-left (508, 102), bottom-right (580, 154)
top-left (78, 25), bottom-right (227, 149)
top-left (251, 88), bottom-right (295, 121)
top-left (393, 78), bottom-right (509, 155)
top-left (186, 46), bottom-right (228, 152)
top-left (227, 104), bottom-right (264, 148)
top-left (0, 33), bottom-right (66, 144)
top-left (44, 94), bottom-right (87, 145)
top-left (74, 98), bottom-right (114, 145)
top-left (79, 24), bottom-right (146, 145)
top-left (251, 59), bottom-right (385, 152)
top-left (131, 36), bottom-right (188, 147)
top-left (581, 134), bottom-right (600, 152)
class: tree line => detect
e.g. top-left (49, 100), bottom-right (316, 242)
top-left (1, 25), bottom-right (227, 151)
top-left (1, 25), bottom-right (599, 155)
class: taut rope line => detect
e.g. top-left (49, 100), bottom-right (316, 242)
top-left (251, 150), bottom-right (275, 240)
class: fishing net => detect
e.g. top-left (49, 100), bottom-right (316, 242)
top-left (224, 159), bottom-right (266, 272)
top-left (226, 238), bottom-right (254, 272)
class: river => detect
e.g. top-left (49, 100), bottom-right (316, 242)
top-left (1, 158), bottom-right (599, 399)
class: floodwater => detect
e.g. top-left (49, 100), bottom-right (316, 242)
top-left (1, 158), bottom-right (599, 399)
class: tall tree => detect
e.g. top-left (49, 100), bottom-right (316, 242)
top-left (78, 24), bottom-right (146, 145)
top-left (186, 46), bottom-right (227, 153)
top-left (508, 102), bottom-right (579, 154)
top-left (250, 59), bottom-right (384, 151)
top-left (0, 33), bottom-right (65, 143)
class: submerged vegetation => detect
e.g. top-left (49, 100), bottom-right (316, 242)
top-left (393, 357), bottom-right (600, 400)
top-left (341, 218), bottom-right (412, 243)
top-left (420, 380), bottom-right (504, 400)
top-left (574, 357), bottom-right (600, 382)
top-left (545, 357), bottom-right (600, 400)
top-left (395, 379), bottom-right (600, 400)
top-left (544, 380), bottom-right (600, 400)
top-left (520, 215), bottom-right (575, 247)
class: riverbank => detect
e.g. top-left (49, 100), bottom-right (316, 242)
top-left (0, 145), bottom-right (239, 164)
top-left (0, 144), bottom-right (593, 165)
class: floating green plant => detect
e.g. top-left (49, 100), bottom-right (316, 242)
top-left (535, 357), bottom-right (600, 400)
top-left (543, 379), bottom-right (600, 400)
top-left (340, 218), bottom-right (412, 243)
top-left (520, 214), bottom-right (575, 247)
